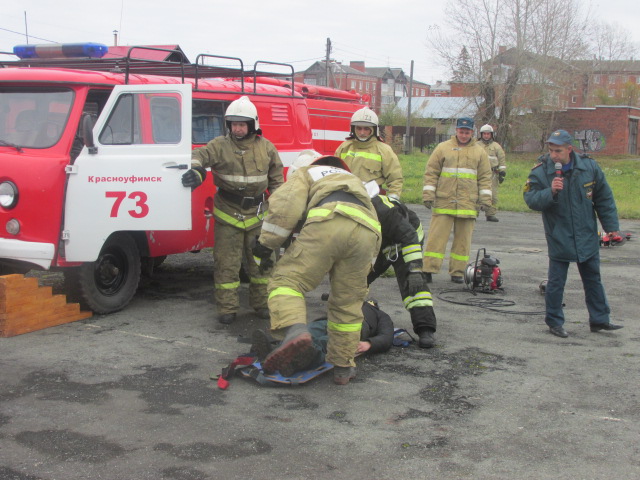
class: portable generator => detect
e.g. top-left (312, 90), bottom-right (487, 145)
top-left (463, 248), bottom-right (503, 293)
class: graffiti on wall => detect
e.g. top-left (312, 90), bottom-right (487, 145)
top-left (574, 129), bottom-right (606, 152)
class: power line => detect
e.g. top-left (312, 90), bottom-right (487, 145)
top-left (0, 26), bottom-right (56, 43)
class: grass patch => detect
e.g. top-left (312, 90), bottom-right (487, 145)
top-left (398, 152), bottom-right (640, 219)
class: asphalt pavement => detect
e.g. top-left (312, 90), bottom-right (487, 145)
top-left (1, 209), bottom-right (639, 480)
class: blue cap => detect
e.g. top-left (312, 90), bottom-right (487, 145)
top-left (456, 117), bottom-right (474, 130)
top-left (547, 129), bottom-right (573, 145)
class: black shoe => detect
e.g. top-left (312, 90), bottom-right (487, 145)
top-left (218, 313), bottom-right (236, 325)
top-left (486, 216), bottom-right (499, 222)
top-left (549, 326), bottom-right (568, 338)
top-left (425, 273), bottom-right (433, 283)
top-left (590, 323), bottom-right (623, 332)
top-left (418, 330), bottom-right (435, 348)
top-left (451, 276), bottom-right (463, 284)
top-left (251, 329), bottom-right (276, 362)
top-left (255, 308), bottom-right (270, 319)
top-left (263, 324), bottom-right (315, 376)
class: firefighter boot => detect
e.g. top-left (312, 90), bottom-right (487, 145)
top-left (333, 366), bottom-right (357, 385)
top-left (418, 329), bottom-right (436, 348)
top-left (263, 323), bottom-right (315, 376)
top-left (410, 306), bottom-right (436, 348)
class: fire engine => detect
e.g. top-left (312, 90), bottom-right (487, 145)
top-left (0, 43), bottom-right (365, 313)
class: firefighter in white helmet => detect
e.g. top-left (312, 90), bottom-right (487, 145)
top-left (478, 124), bottom-right (506, 222)
top-left (251, 154), bottom-right (381, 385)
top-left (182, 96), bottom-right (284, 325)
top-left (335, 107), bottom-right (404, 200)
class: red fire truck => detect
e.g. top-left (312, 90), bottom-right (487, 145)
top-left (0, 44), bottom-right (364, 313)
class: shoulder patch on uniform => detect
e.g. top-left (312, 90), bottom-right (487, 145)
top-left (531, 162), bottom-right (543, 170)
top-left (523, 179), bottom-right (531, 192)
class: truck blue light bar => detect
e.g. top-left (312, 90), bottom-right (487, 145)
top-left (13, 43), bottom-right (109, 59)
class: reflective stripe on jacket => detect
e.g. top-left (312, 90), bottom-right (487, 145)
top-left (259, 165), bottom-right (381, 250)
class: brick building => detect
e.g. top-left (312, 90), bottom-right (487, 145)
top-left (552, 106), bottom-right (639, 155)
top-left (296, 61), bottom-right (430, 113)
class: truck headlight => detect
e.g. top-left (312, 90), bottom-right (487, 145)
top-left (0, 181), bottom-right (18, 209)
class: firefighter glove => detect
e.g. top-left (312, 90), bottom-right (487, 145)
top-left (407, 271), bottom-right (424, 296)
top-left (423, 200), bottom-right (433, 209)
top-left (498, 171), bottom-right (506, 184)
top-left (252, 239), bottom-right (274, 273)
top-left (181, 166), bottom-right (207, 189)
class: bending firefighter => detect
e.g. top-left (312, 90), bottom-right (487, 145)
top-left (478, 124), bottom-right (507, 222)
top-left (182, 96), bottom-right (284, 324)
top-left (367, 186), bottom-right (437, 348)
top-left (251, 154), bottom-right (381, 385)
top-left (335, 107), bottom-right (404, 200)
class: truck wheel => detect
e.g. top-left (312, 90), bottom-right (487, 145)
top-left (67, 233), bottom-right (141, 314)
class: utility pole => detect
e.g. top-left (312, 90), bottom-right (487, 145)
top-left (24, 11), bottom-right (29, 44)
top-left (404, 60), bottom-right (414, 154)
top-left (325, 38), bottom-right (331, 87)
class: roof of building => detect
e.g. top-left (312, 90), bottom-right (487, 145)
top-left (572, 59), bottom-right (640, 74)
top-left (397, 96), bottom-right (478, 119)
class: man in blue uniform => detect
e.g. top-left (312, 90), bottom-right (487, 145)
top-left (523, 130), bottom-right (623, 338)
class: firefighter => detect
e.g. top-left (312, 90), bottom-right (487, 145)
top-left (478, 124), bottom-right (507, 222)
top-left (335, 107), bottom-right (404, 200)
top-left (367, 184), bottom-right (437, 348)
top-left (181, 96), bottom-right (284, 325)
top-left (422, 117), bottom-right (492, 283)
top-left (252, 155), bottom-right (381, 385)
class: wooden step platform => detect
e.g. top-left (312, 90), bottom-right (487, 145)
top-left (0, 274), bottom-right (92, 337)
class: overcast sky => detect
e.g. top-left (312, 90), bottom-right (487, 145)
top-left (2, 0), bottom-right (639, 85)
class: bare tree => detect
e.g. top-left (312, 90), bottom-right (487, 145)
top-left (426, 0), bottom-right (603, 150)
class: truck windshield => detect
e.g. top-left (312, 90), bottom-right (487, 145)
top-left (0, 88), bottom-right (73, 149)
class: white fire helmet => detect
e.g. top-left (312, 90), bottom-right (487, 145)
top-left (225, 96), bottom-right (260, 132)
top-left (288, 149), bottom-right (322, 176)
top-left (480, 124), bottom-right (494, 133)
top-left (350, 107), bottom-right (378, 139)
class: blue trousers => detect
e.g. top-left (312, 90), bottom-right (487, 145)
top-left (545, 254), bottom-right (611, 328)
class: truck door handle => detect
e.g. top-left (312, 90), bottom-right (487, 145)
top-left (167, 164), bottom-right (189, 170)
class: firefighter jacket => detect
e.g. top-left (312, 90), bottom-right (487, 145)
top-left (423, 136), bottom-right (492, 217)
top-left (371, 195), bottom-right (423, 272)
top-left (259, 165), bottom-right (381, 251)
top-left (523, 151), bottom-right (619, 263)
top-left (191, 133), bottom-right (284, 230)
top-left (335, 137), bottom-right (403, 198)
top-left (481, 139), bottom-right (506, 172)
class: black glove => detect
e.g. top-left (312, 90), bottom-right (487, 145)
top-left (498, 170), bottom-right (506, 184)
top-left (252, 239), bottom-right (274, 273)
top-left (406, 271), bottom-right (424, 296)
top-left (181, 166), bottom-right (207, 189)
top-left (423, 200), bottom-right (433, 209)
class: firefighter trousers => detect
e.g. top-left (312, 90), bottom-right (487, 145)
top-left (369, 250), bottom-right (437, 333)
top-left (423, 215), bottom-right (476, 277)
top-left (213, 221), bottom-right (271, 315)
top-left (267, 216), bottom-right (379, 368)
top-left (486, 173), bottom-right (500, 217)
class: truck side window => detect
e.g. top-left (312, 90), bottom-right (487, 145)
top-left (192, 100), bottom-right (227, 144)
top-left (99, 93), bottom-right (141, 145)
top-left (151, 96), bottom-right (181, 143)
